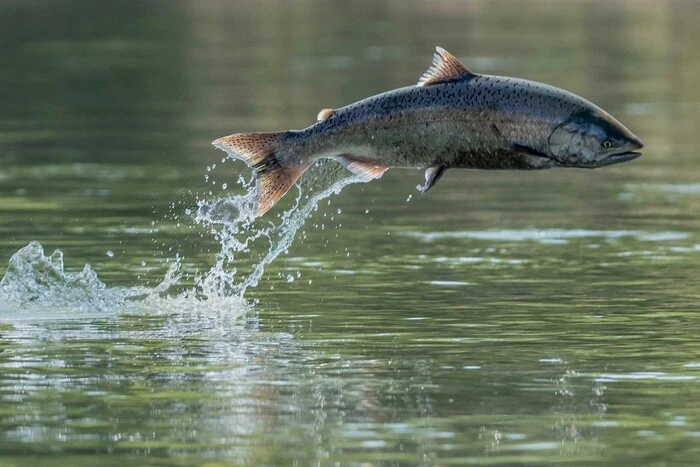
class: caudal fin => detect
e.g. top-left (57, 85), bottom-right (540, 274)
top-left (213, 132), bottom-right (310, 217)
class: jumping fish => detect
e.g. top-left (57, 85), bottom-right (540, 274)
top-left (213, 47), bottom-right (643, 217)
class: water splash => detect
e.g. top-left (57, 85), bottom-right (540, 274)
top-left (0, 240), bottom-right (186, 313)
top-left (0, 241), bottom-right (122, 311)
top-left (0, 161), bottom-right (362, 313)
top-left (195, 161), bottom-right (363, 297)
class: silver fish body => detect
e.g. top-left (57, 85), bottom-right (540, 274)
top-left (214, 47), bottom-right (643, 216)
top-left (285, 76), bottom-right (602, 170)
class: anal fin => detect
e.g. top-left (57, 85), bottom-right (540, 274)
top-left (335, 156), bottom-right (389, 182)
top-left (420, 164), bottom-right (448, 193)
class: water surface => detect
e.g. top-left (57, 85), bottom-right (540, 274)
top-left (1, 1), bottom-right (700, 465)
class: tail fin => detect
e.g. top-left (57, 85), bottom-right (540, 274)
top-left (213, 132), bottom-right (310, 217)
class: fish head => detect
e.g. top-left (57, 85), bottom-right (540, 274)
top-left (547, 109), bottom-right (643, 168)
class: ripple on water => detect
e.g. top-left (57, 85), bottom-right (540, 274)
top-left (595, 372), bottom-right (697, 383)
top-left (399, 229), bottom-right (689, 244)
top-left (428, 280), bottom-right (471, 286)
top-left (627, 183), bottom-right (700, 195)
top-left (432, 256), bottom-right (526, 265)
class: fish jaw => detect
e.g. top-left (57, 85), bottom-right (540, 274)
top-left (555, 148), bottom-right (642, 168)
top-left (596, 149), bottom-right (643, 167)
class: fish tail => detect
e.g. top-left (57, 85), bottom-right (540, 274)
top-left (213, 132), bottom-right (310, 217)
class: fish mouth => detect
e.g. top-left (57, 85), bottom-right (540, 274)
top-left (597, 150), bottom-right (643, 167)
top-left (556, 150), bottom-right (643, 168)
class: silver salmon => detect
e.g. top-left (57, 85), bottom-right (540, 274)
top-left (213, 47), bottom-right (643, 217)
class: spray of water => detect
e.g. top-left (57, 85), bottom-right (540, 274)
top-left (196, 161), bottom-right (362, 298)
top-left (0, 160), bottom-right (362, 314)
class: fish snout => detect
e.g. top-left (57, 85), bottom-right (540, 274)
top-left (622, 126), bottom-right (644, 152)
top-left (603, 131), bottom-right (644, 166)
top-left (631, 134), bottom-right (644, 150)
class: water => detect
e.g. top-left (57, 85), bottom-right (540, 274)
top-left (1, 0), bottom-right (700, 465)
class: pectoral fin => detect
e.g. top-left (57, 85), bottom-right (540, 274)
top-left (420, 164), bottom-right (448, 193)
top-left (511, 143), bottom-right (551, 160)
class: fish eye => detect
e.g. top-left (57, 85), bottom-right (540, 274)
top-left (602, 140), bottom-right (613, 149)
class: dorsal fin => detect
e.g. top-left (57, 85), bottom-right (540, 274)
top-left (417, 46), bottom-right (473, 87)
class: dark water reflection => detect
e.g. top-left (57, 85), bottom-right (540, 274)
top-left (1, 0), bottom-right (700, 465)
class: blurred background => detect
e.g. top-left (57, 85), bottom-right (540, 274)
top-left (1, 1), bottom-right (699, 465)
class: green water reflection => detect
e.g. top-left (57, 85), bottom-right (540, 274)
top-left (1, 0), bottom-right (700, 465)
